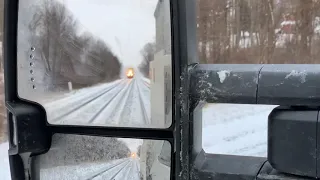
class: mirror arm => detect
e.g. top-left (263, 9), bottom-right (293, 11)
top-left (191, 64), bottom-right (320, 106)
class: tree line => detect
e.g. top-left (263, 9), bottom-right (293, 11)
top-left (38, 134), bottom-right (130, 168)
top-left (29, 0), bottom-right (122, 90)
top-left (197, 0), bottom-right (320, 64)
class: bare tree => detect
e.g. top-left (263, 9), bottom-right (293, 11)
top-left (30, 0), bottom-right (78, 89)
top-left (29, 0), bottom-right (122, 90)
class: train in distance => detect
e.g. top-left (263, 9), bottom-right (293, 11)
top-left (126, 68), bottom-right (134, 79)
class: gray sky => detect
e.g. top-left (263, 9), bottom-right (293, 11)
top-left (62, 0), bottom-right (157, 67)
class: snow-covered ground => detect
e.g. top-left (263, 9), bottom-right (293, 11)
top-left (40, 158), bottom-right (140, 180)
top-left (0, 77), bottom-right (275, 179)
top-left (202, 104), bottom-right (275, 157)
top-left (0, 142), bottom-right (10, 179)
top-left (44, 78), bottom-right (151, 128)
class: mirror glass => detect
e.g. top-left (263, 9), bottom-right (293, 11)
top-left (33, 134), bottom-right (171, 180)
top-left (17, 0), bottom-right (172, 129)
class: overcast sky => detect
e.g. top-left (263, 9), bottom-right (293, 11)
top-left (62, 0), bottom-right (158, 67)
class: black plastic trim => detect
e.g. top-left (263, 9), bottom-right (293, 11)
top-left (191, 64), bottom-right (320, 106)
top-left (49, 125), bottom-right (173, 140)
top-left (193, 150), bottom-right (316, 180)
top-left (257, 161), bottom-right (314, 180)
top-left (190, 64), bottom-right (261, 104)
top-left (6, 102), bottom-right (50, 155)
top-left (3, 0), bottom-right (18, 102)
top-left (193, 150), bottom-right (267, 180)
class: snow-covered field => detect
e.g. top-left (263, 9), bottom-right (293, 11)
top-left (0, 77), bottom-right (275, 179)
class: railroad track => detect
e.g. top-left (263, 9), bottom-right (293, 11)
top-left (46, 78), bottom-right (151, 127)
top-left (86, 159), bottom-right (141, 180)
top-left (87, 80), bottom-right (134, 124)
top-left (49, 80), bottom-right (126, 123)
top-left (136, 80), bottom-right (150, 125)
top-left (106, 79), bottom-right (136, 126)
top-left (86, 159), bottom-right (130, 180)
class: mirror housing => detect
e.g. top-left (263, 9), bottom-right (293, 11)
top-left (268, 106), bottom-right (319, 178)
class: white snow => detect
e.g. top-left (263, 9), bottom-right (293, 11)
top-left (217, 70), bottom-right (231, 83)
top-left (40, 158), bottom-right (134, 180)
top-left (0, 142), bottom-right (10, 180)
top-left (202, 103), bottom-right (276, 157)
top-left (285, 70), bottom-right (307, 83)
top-left (281, 20), bottom-right (296, 26)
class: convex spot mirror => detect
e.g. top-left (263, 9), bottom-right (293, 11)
top-left (32, 134), bottom-right (171, 180)
top-left (17, 0), bottom-right (172, 129)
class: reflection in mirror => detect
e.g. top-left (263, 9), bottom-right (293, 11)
top-left (196, 0), bottom-right (320, 64)
top-left (33, 134), bottom-right (171, 180)
top-left (17, 0), bottom-right (172, 129)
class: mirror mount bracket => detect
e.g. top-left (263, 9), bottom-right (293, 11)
top-left (6, 102), bottom-right (51, 155)
top-left (6, 101), bottom-right (51, 180)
